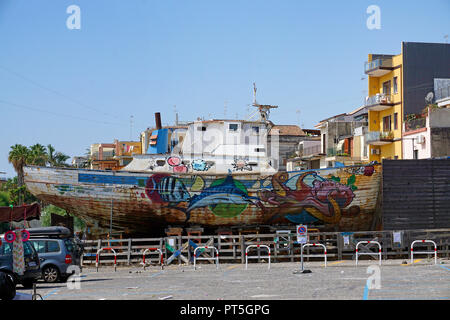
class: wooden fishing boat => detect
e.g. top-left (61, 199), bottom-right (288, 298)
top-left (24, 107), bottom-right (382, 236)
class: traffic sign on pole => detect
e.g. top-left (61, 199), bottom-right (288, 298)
top-left (297, 225), bottom-right (308, 244)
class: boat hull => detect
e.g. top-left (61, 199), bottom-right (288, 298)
top-left (24, 164), bottom-right (382, 235)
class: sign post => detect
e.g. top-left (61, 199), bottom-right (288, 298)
top-left (296, 225), bottom-right (308, 244)
top-left (294, 225), bottom-right (312, 274)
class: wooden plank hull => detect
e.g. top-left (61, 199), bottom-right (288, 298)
top-left (24, 164), bottom-right (382, 235)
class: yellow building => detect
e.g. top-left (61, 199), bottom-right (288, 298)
top-left (365, 53), bottom-right (403, 162)
top-left (365, 42), bottom-right (450, 162)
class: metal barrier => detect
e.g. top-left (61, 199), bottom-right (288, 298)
top-left (245, 244), bottom-right (271, 270)
top-left (411, 240), bottom-right (437, 265)
top-left (142, 248), bottom-right (164, 270)
top-left (96, 247), bottom-right (117, 272)
top-left (355, 241), bottom-right (382, 266)
top-left (193, 246), bottom-right (219, 270)
top-left (301, 243), bottom-right (327, 268)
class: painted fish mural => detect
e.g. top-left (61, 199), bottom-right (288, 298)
top-left (185, 173), bottom-right (258, 219)
top-left (23, 164), bottom-right (381, 235)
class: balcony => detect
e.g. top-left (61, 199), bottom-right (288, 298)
top-left (299, 144), bottom-right (322, 158)
top-left (364, 58), bottom-right (393, 77)
top-left (405, 117), bottom-right (426, 132)
top-left (365, 131), bottom-right (394, 145)
top-left (365, 93), bottom-right (394, 111)
top-left (327, 148), bottom-right (350, 157)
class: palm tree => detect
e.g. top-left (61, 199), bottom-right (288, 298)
top-left (46, 144), bottom-right (70, 167)
top-left (8, 144), bottom-right (30, 204)
top-left (54, 152), bottom-right (70, 167)
top-left (46, 144), bottom-right (56, 166)
top-left (28, 143), bottom-right (47, 166)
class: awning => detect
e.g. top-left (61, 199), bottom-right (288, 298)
top-left (0, 203), bottom-right (41, 223)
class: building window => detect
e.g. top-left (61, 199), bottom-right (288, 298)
top-left (252, 126), bottom-right (260, 134)
top-left (413, 150), bottom-right (418, 159)
top-left (393, 77), bottom-right (398, 94)
top-left (383, 115), bottom-right (392, 131)
top-left (322, 134), bottom-right (326, 154)
top-left (229, 124), bottom-right (238, 131)
top-left (382, 80), bottom-right (391, 95)
top-left (394, 113), bottom-right (398, 130)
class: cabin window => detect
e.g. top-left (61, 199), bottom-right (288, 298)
top-left (252, 126), bottom-right (260, 134)
top-left (197, 126), bottom-right (207, 131)
top-left (255, 148), bottom-right (265, 152)
top-left (229, 124), bottom-right (238, 131)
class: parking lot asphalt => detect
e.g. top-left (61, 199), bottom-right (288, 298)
top-left (16, 259), bottom-right (450, 300)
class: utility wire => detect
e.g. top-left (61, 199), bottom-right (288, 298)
top-left (0, 65), bottom-right (124, 121)
top-left (0, 98), bottom-right (126, 126)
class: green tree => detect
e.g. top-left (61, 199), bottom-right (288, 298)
top-left (46, 144), bottom-right (56, 166)
top-left (0, 177), bottom-right (37, 206)
top-left (28, 143), bottom-right (47, 166)
top-left (8, 144), bottom-right (30, 204)
top-left (54, 152), bottom-right (70, 167)
top-left (41, 204), bottom-right (86, 232)
top-left (46, 144), bottom-right (70, 167)
top-left (0, 191), bottom-right (10, 206)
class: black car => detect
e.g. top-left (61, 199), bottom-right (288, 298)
top-left (0, 234), bottom-right (41, 288)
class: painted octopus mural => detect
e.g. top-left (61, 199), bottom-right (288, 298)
top-left (258, 172), bottom-right (356, 224)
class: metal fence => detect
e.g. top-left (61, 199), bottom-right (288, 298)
top-left (383, 159), bottom-right (450, 230)
top-left (81, 228), bottom-right (450, 267)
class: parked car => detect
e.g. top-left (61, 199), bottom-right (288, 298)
top-left (0, 271), bottom-right (16, 300)
top-left (27, 227), bottom-right (83, 283)
top-left (0, 234), bottom-right (41, 288)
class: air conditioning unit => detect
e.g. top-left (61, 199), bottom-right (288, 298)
top-left (416, 135), bottom-right (425, 144)
top-left (371, 148), bottom-right (380, 155)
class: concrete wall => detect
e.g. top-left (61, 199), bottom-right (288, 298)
top-left (429, 108), bottom-right (450, 128)
top-left (430, 127), bottom-right (450, 157)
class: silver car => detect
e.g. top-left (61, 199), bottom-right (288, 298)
top-left (27, 227), bottom-right (83, 283)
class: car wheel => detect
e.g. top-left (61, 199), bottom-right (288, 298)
top-left (42, 266), bottom-right (60, 283)
top-left (0, 272), bottom-right (16, 300)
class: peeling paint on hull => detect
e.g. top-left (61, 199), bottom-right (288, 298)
top-left (24, 164), bottom-right (382, 234)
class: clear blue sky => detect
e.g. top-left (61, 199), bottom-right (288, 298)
top-left (1, 0), bottom-right (449, 177)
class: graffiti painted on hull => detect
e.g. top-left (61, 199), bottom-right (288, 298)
top-left (258, 172), bottom-right (356, 224)
top-left (42, 164), bottom-right (381, 230)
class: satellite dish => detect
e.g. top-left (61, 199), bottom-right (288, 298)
top-left (425, 92), bottom-right (434, 104)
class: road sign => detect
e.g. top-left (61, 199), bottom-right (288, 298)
top-left (297, 225), bottom-right (307, 243)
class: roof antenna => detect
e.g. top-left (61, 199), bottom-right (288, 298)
top-left (251, 82), bottom-right (278, 122)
